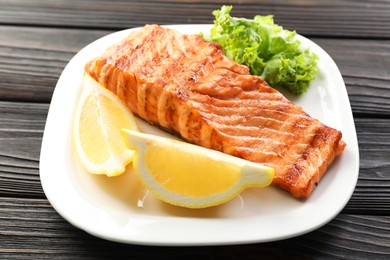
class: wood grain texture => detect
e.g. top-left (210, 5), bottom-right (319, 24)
top-left (0, 0), bottom-right (389, 39)
top-left (0, 101), bottom-right (47, 197)
top-left (315, 38), bottom-right (390, 116)
top-left (0, 26), bottom-right (109, 102)
top-left (0, 197), bottom-right (389, 258)
top-left (0, 100), bottom-right (389, 214)
top-left (345, 118), bottom-right (390, 215)
top-left (0, 26), bottom-right (389, 116)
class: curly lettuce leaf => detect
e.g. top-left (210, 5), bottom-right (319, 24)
top-left (205, 5), bottom-right (319, 95)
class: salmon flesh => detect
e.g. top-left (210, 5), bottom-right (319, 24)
top-left (85, 24), bottom-right (346, 199)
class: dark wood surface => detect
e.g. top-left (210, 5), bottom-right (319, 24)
top-left (1, 0), bottom-right (389, 258)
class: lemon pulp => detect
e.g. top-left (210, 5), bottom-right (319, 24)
top-left (145, 143), bottom-right (241, 197)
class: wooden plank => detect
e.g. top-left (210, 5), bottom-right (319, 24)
top-left (345, 118), bottom-right (390, 214)
top-left (0, 100), bottom-right (389, 213)
top-left (0, 0), bottom-right (389, 38)
top-left (0, 26), bottom-right (389, 115)
top-left (0, 26), bottom-right (109, 102)
top-left (0, 197), bottom-right (389, 258)
top-left (0, 101), bottom-right (47, 197)
top-left (314, 38), bottom-right (390, 116)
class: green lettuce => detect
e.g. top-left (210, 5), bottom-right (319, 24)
top-left (205, 6), bottom-right (319, 95)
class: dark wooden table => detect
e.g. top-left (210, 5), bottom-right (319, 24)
top-left (1, 0), bottom-right (389, 258)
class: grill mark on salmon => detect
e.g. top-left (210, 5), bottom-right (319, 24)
top-left (85, 24), bottom-right (346, 199)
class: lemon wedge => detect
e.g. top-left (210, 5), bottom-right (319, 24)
top-left (73, 74), bottom-right (139, 176)
top-left (122, 129), bottom-right (274, 208)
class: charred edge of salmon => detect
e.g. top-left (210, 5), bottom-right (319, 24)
top-left (84, 24), bottom-right (346, 200)
top-left (272, 127), bottom-right (345, 199)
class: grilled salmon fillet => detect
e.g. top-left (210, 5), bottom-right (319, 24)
top-left (85, 24), bottom-right (346, 199)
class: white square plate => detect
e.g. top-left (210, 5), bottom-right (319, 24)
top-left (40, 25), bottom-right (359, 246)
